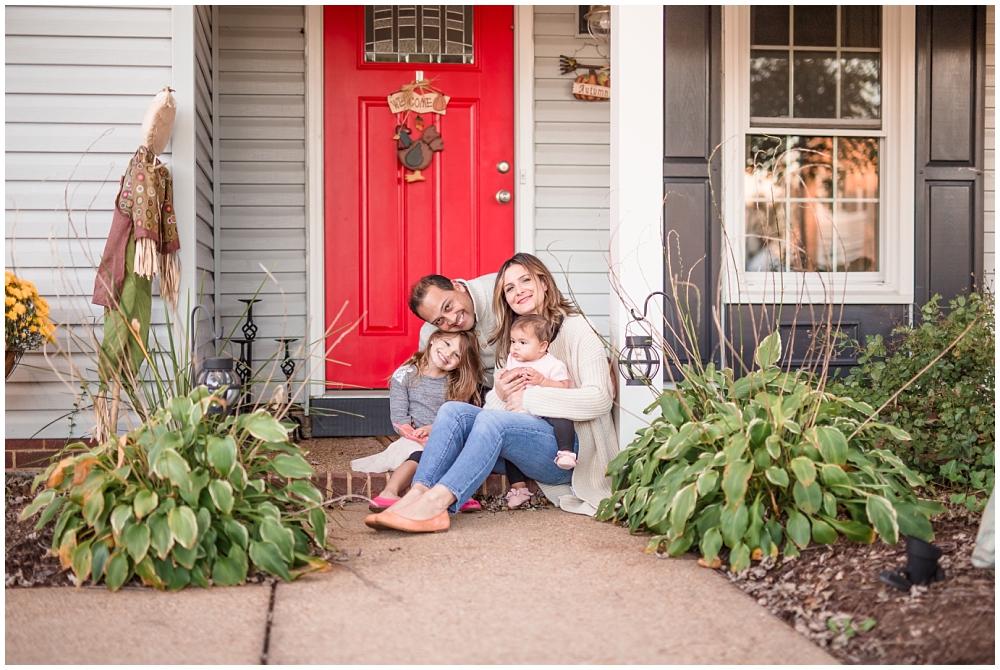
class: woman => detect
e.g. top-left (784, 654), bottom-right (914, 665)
top-left (365, 253), bottom-right (618, 532)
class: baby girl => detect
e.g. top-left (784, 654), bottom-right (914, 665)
top-left (502, 314), bottom-right (576, 508)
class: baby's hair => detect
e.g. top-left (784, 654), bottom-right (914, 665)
top-left (510, 314), bottom-right (556, 344)
top-left (397, 330), bottom-right (484, 405)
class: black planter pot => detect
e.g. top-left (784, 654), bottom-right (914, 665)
top-left (905, 535), bottom-right (944, 585)
top-left (878, 536), bottom-right (946, 591)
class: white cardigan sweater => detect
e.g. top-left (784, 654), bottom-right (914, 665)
top-left (485, 314), bottom-right (617, 516)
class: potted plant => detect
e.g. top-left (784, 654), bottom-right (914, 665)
top-left (5, 270), bottom-right (56, 379)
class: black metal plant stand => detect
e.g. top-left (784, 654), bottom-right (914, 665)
top-left (274, 337), bottom-right (299, 380)
top-left (237, 298), bottom-right (261, 404)
top-left (230, 338), bottom-right (252, 404)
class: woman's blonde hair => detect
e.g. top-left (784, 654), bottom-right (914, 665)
top-left (398, 330), bottom-right (484, 405)
top-left (489, 253), bottom-right (578, 363)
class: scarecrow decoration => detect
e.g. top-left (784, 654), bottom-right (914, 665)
top-left (559, 55), bottom-right (610, 101)
top-left (388, 78), bottom-right (448, 182)
top-left (91, 86), bottom-right (180, 442)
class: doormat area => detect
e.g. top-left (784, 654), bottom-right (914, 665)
top-left (298, 437), bottom-right (388, 474)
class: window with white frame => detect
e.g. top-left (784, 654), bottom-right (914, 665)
top-left (723, 6), bottom-right (915, 303)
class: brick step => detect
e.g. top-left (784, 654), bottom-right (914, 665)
top-left (5, 440), bottom-right (526, 500)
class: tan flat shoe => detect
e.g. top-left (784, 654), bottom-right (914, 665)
top-left (375, 508), bottom-right (450, 533)
top-left (364, 512), bottom-right (385, 529)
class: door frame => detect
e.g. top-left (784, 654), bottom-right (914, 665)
top-left (303, 5), bottom-right (535, 397)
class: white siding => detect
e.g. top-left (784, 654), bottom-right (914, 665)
top-left (985, 6), bottom-right (995, 290)
top-left (5, 5), bottom-right (174, 439)
top-left (533, 6), bottom-right (611, 337)
top-left (194, 5), bottom-right (215, 356)
top-left (216, 6), bottom-right (307, 390)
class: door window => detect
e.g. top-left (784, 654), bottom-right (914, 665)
top-left (365, 5), bottom-right (474, 64)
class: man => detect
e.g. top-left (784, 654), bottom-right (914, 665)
top-left (409, 273), bottom-right (497, 385)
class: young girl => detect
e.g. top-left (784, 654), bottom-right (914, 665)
top-left (366, 329), bottom-right (485, 512)
top-left (501, 314), bottom-right (576, 508)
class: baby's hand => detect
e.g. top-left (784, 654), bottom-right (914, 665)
top-left (519, 368), bottom-right (545, 386)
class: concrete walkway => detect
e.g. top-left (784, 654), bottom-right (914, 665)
top-left (6, 504), bottom-right (835, 664)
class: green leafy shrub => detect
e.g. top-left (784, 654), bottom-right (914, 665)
top-left (830, 292), bottom-right (995, 507)
top-left (596, 333), bottom-right (944, 572)
top-left (19, 386), bottom-right (332, 591)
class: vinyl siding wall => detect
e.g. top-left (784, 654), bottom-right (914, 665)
top-left (985, 5), bottom-right (995, 290)
top-left (533, 6), bottom-right (612, 337)
top-left (216, 6), bottom-right (307, 399)
top-left (194, 5), bottom-right (216, 355)
top-left (5, 5), bottom-right (174, 438)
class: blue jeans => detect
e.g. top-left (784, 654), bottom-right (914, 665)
top-left (412, 401), bottom-right (576, 514)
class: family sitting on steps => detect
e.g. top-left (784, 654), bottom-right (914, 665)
top-left (350, 253), bottom-right (617, 533)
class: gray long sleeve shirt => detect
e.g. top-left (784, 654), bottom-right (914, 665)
top-left (389, 364), bottom-right (448, 428)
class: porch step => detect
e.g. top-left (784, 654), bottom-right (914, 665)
top-left (4, 438), bottom-right (520, 501)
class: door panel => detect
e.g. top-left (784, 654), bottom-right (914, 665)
top-left (324, 6), bottom-right (514, 389)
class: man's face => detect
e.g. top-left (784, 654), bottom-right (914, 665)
top-left (417, 282), bottom-right (476, 333)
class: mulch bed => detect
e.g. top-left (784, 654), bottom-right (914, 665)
top-left (700, 504), bottom-right (995, 664)
top-left (6, 474), bottom-right (68, 588)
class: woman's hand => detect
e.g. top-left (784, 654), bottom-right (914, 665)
top-left (505, 388), bottom-right (525, 412)
top-left (494, 367), bottom-right (527, 402)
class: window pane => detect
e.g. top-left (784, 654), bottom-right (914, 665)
top-left (834, 203), bottom-right (878, 271)
top-left (788, 136), bottom-right (833, 199)
top-left (789, 201), bottom-right (835, 271)
top-left (746, 202), bottom-right (784, 271)
top-left (750, 50), bottom-right (790, 117)
top-left (746, 134), bottom-right (879, 273)
top-left (746, 135), bottom-right (787, 199)
top-left (841, 55), bottom-right (881, 119)
top-left (793, 6), bottom-right (837, 47)
top-left (751, 6), bottom-right (789, 46)
top-left (842, 6), bottom-right (881, 48)
top-left (837, 137), bottom-right (879, 199)
top-left (793, 52), bottom-right (837, 118)
top-left (365, 6), bottom-right (474, 64)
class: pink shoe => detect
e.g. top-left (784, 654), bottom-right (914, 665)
top-left (459, 499), bottom-right (482, 513)
top-left (369, 495), bottom-right (400, 512)
top-left (505, 486), bottom-right (532, 509)
top-left (554, 450), bottom-right (577, 470)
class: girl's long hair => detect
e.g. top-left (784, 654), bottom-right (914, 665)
top-left (398, 330), bottom-right (484, 405)
top-left (489, 253), bottom-right (578, 364)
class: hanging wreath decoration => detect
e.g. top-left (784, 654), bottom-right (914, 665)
top-left (387, 78), bottom-right (449, 183)
top-left (559, 56), bottom-right (611, 101)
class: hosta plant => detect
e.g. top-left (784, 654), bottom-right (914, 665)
top-left (596, 332), bottom-right (945, 573)
top-left (19, 386), bottom-right (332, 591)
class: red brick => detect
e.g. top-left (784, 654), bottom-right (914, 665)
top-left (329, 473), bottom-right (349, 498)
top-left (480, 473), bottom-right (505, 496)
top-left (5, 438), bottom-right (95, 451)
top-left (5, 451), bottom-right (13, 470)
top-left (13, 450), bottom-right (59, 470)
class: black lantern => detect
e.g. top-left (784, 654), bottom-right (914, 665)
top-left (617, 292), bottom-right (665, 386)
top-left (189, 305), bottom-right (238, 414)
top-left (195, 357), bottom-right (242, 414)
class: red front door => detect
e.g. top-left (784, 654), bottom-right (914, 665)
top-left (324, 5), bottom-right (515, 389)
